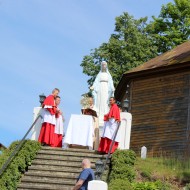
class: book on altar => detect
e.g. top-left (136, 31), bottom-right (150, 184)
top-left (81, 108), bottom-right (98, 117)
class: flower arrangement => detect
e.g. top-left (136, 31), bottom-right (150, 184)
top-left (80, 95), bottom-right (90, 109)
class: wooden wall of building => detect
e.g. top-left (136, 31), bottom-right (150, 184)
top-left (129, 69), bottom-right (190, 157)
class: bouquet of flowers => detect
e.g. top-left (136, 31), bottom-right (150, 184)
top-left (80, 95), bottom-right (90, 109)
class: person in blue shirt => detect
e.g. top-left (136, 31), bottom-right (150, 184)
top-left (73, 159), bottom-right (95, 190)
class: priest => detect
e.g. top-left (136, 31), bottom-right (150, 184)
top-left (38, 88), bottom-right (60, 146)
top-left (98, 97), bottom-right (120, 154)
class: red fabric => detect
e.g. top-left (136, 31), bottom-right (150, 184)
top-left (98, 137), bottom-right (118, 154)
top-left (46, 107), bottom-right (56, 115)
top-left (43, 95), bottom-right (55, 106)
top-left (43, 95), bottom-right (57, 115)
top-left (104, 103), bottom-right (120, 122)
top-left (38, 122), bottom-right (55, 146)
top-left (55, 112), bottom-right (60, 118)
top-left (51, 134), bottom-right (63, 147)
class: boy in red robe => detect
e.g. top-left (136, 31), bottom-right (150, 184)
top-left (98, 97), bottom-right (120, 153)
top-left (38, 88), bottom-right (60, 146)
top-left (52, 96), bottom-right (64, 147)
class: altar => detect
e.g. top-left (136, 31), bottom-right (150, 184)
top-left (63, 114), bottom-right (94, 149)
top-left (30, 107), bottom-right (42, 141)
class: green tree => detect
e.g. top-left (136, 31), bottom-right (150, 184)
top-left (147, 0), bottom-right (190, 54)
top-left (81, 12), bottom-right (157, 87)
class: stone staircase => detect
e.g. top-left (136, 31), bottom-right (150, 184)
top-left (17, 146), bottom-right (108, 190)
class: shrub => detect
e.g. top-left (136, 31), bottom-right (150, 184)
top-left (109, 178), bottom-right (132, 190)
top-left (179, 170), bottom-right (190, 183)
top-left (108, 149), bottom-right (136, 183)
top-left (132, 180), bottom-right (171, 190)
top-left (141, 169), bottom-right (152, 180)
top-left (111, 149), bottom-right (136, 166)
top-left (0, 140), bottom-right (41, 190)
top-left (184, 183), bottom-right (190, 190)
top-left (109, 164), bottom-right (136, 183)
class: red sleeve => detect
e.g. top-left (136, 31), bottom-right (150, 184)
top-left (46, 107), bottom-right (57, 115)
top-left (43, 95), bottom-right (55, 107)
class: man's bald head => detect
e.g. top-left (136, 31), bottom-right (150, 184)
top-left (82, 159), bottom-right (91, 169)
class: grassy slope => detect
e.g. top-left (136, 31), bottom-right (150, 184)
top-left (134, 157), bottom-right (190, 189)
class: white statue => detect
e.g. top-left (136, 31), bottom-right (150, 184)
top-left (90, 61), bottom-right (115, 126)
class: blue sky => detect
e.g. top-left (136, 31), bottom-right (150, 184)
top-left (0, 0), bottom-right (173, 147)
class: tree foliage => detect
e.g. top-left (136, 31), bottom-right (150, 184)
top-left (147, 0), bottom-right (190, 54)
top-left (81, 1), bottom-right (190, 88)
top-left (81, 12), bottom-right (157, 87)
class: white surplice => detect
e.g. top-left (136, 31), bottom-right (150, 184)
top-left (54, 108), bottom-right (64, 135)
top-left (101, 118), bottom-right (120, 142)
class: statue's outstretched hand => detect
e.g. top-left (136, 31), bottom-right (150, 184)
top-left (90, 86), bottom-right (94, 90)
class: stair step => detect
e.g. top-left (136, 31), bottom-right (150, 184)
top-left (38, 149), bottom-right (106, 158)
top-left (35, 154), bottom-right (102, 163)
top-left (24, 170), bottom-right (79, 179)
top-left (32, 159), bottom-right (96, 167)
top-left (41, 146), bottom-right (96, 153)
top-left (21, 175), bottom-right (76, 184)
top-left (28, 165), bottom-right (81, 173)
top-left (17, 183), bottom-right (73, 190)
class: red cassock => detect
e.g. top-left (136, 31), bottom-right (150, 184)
top-left (98, 103), bottom-right (121, 154)
top-left (52, 133), bottom-right (62, 147)
top-left (38, 95), bottom-right (57, 147)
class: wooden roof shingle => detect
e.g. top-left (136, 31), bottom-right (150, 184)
top-left (127, 40), bottom-right (190, 74)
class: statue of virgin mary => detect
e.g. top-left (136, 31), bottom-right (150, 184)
top-left (91, 61), bottom-right (115, 126)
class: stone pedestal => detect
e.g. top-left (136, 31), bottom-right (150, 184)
top-left (118, 112), bottom-right (132, 150)
top-left (30, 107), bottom-right (42, 141)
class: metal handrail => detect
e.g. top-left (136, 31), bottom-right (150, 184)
top-left (100, 121), bottom-right (121, 178)
top-left (0, 114), bottom-right (42, 176)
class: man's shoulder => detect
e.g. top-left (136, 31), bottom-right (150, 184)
top-left (82, 168), bottom-right (94, 174)
top-left (80, 168), bottom-right (94, 178)
top-left (46, 94), bottom-right (54, 98)
top-left (85, 168), bottom-right (94, 172)
top-left (43, 95), bottom-right (54, 106)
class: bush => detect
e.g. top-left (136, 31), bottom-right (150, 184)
top-left (109, 178), bottom-right (132, 190)
top-left (111, 149), bottom-right (136, 166)
top-left (109, 164), bottom-right (136, 183)
top-left (108, 149), bottom-right (136, 183)
top-left (184, 183), bottom-right (190, 190)
top-left (132, 180), bottom-right (171, 190)
top-left (0, 140), bottom-right (41, 190)
top-left (141, 169), bottom-right (152, 180)
top-left (179, 170), bottom-right (190, 183)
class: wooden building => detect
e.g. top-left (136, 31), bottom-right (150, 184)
top-left (115, 41), bottom-right (190, 157)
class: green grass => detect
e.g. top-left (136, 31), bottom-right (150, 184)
top-left (134, 157), bottom-right (190, 189)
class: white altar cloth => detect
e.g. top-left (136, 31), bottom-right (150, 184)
top-left (118, 112), bottom-right (132, 150)
top-left (63, 114), bottom-right (94, 149)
